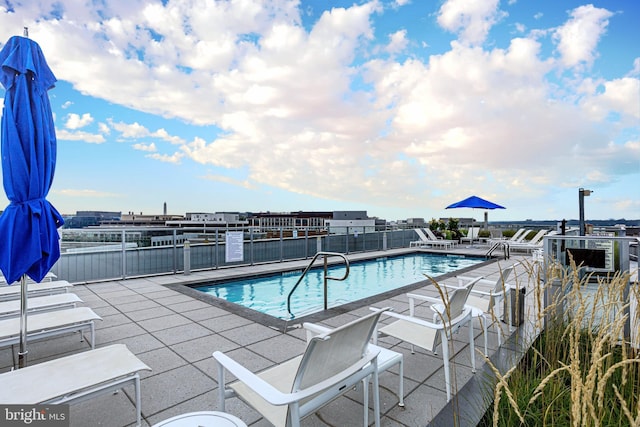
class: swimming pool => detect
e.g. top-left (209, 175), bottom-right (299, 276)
top-left (195, 253), bottom-right (484, 319)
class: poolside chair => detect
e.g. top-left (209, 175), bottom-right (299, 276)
top-left (0, 293), bottom-right (83, 318)
top-left (409, 228), bottom-right (431, 247)
top-left (461, 227), bottom-right (480, 244)
top-left (0, 307), bottom-right (102, 351)
top-left (0, 344), bottom-right (151, 427)
top-left (488, 228), bottom-right (529, 245)
top-left (424, 228), bottom-right (457, 249)
top-left (371, 276), bottom-right (483, 401)
top-left (0, 280), bottom-right (73, 302)
top-left (438, 263), bottom-right (519, 354)
top-left (508, 229), bottom-right (550, 252)
top-left (303, 320), bottom-right (404, 426)
top-left (214, 309), bottom-right (389, 427)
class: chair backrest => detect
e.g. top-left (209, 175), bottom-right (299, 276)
top-left (414, 229), bottom-right (429, 242)
top-left (424, 228), bottom-right (438, 241)
top-left (439, 276), bottom-right (481, 323)
top-left (491, 263), bottom-right (516, 294)
top-left (513, 229), bottom-right (532, 242)
top-left (510, 229), bottom-right (527, 242)
top-left (292, 309), bottom-right (384, 392)
top-left (468, 227), bottom-right (479, 239)
top-left (527, 229), bottom-right (548, 245)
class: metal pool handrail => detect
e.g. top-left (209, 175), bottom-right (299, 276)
top-left (286, 251), bottom-right (350, 316)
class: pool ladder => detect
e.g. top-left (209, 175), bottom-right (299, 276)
top-left (286, 252), bottom-right (350, 316)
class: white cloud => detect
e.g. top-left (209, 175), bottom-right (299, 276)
top-left (385, 30), bottom-right (408, 55)
top-left (132, 142), bottom-right (157, 152)
top-left (146, 152), bottom-right (184, 164)
top-left (436, 0), bottom-right (506, 46)
top-left (553, 5), bottom-right (613, 69)
top-left (64, 113), bottom-right (93, 129)
top-left (61, 101), bottom-right (73, 109)
top-left (56, 129), bottom-right (106, 144)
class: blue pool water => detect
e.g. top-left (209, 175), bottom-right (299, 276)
top-left (196, 253), bottom-right (483, 319)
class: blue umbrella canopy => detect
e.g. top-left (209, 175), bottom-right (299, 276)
top-left (446, 195), bottom-right (506, 210)
top-left (0, 35), bottom-right (64, 284)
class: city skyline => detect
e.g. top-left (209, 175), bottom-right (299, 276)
top-left (1, 0), bottom-right (638, 222)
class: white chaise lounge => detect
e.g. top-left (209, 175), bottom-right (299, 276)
top-left (0, 280), bottom-right (73, 301)
top-left (0, 344), bottom-right (151, 427)
top-left (0, 293), bottom-right (83, 318)
top-left (0, 307), bottom-right (101, 350)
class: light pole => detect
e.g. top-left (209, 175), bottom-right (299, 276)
top-left (578, 188), bottom-right (592, 236)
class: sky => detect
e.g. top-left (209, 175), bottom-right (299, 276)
top-left (0, 0), bottom-right (638, 223)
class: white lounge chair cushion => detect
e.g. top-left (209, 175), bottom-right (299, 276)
top-left (0, 307), bottom-right (101, 340)
top-left (0, 280), bottom-right (72, 300)
top-left (0, 293), bottom-right (82, 317)
top-left (0, 344), bottom-right (150, 404)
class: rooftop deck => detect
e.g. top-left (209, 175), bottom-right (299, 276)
top-left (0, 248), bottom-right (539, 427)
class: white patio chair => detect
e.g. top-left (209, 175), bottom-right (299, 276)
top-left (439, 263), bottom-right (519, 354)
top-left (213, 309), bottom-right (389, 427)
top-left (461, 227), bottom-right (480, 244)
top-left (424, 228), bottom-right (457, 248)
top-left (371, 276), bottom-right (483, 401)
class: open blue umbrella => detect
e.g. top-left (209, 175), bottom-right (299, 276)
top-left (446, 195), bottom-right (506, 210)
top-left (446, 195), bottom-right (505, 231)
top-left (0, 34), bottom-right (64, 368)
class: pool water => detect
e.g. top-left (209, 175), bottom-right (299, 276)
top-left (196, 253), bottom-right (483, 319)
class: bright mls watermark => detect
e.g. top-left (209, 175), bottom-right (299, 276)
top-left (1, 405), bottom-right (69, 426)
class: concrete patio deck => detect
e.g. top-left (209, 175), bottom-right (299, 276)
top-left (0, 248), bottom-right (539, 427)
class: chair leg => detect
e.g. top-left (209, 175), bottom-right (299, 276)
top-left (479, 315), bottom-right (488, 355)
top-left (134, 374), bottom-right (142, 427)
top-left (362, 377), bottom-right (369, 427)
top-left (469, 318), bottom-right (476, 373)
top-left (398, 357), bottom-right (405, 407)
top-left (441, 339), bottom-right (451, 401)
top-left (372, 360), bottom-right (381, 427)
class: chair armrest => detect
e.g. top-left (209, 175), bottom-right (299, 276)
top-left (213, 351), bottom-right (295, 406)
top-left (405, 293), bottom-right (442, 305)
top-left (371, 306), bottom-right (445, 330)
top-left (302, 323), bottom-right (331, 342)
top-left (457, 276), bottom-right (493, 287)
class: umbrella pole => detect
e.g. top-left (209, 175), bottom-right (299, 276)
top-left (18, 274), bottom-right (28, 368)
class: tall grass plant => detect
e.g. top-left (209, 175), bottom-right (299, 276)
top-left (482, 258), bottom-right (640, 426)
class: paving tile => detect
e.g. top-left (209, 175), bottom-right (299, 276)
top-left (95, 322), bottom-right (147, 345)
top-left (218, 322), bottom-right (281, 346)
top-left (246, 333), bottom-right (307, 364)
top-left (153, 294), bottom-right (194, 306)
top-left (179, 305), bottom-right (229, 322)
top-left (70, 385), bottom-right (140, 427)
top-left (137, 313), bottom-right (191, 332)
top-left (384, 383), bottom-right (448, 427)
top-left (199, 313), bottom-right (253, 332)
top-left (136, 347), bottom-right (188, 379)
top-left (126, 306), bottom-right (175, 322)
top-left (135, 364), bottom-right (216, 416)
top-left (166, 299), bottom-right (213, 313)
top-left (151, 323), bottom-right (212, 346)
top-left (170, 333), bottom-right (240, 364)
top-left (96, 312), bottom-right (132, 329)
top-left (116, 333), bottom-right (166, 355)
top-left (117, 299), bottom-right (162, 313)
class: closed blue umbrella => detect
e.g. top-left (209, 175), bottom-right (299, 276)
top-left (0, 34), bottom-right (64, 368)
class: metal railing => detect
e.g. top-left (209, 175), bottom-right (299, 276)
top-left (286, 252), bottom-right (350, 316)
top-left (52, 227), bottom-right (417, 283)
